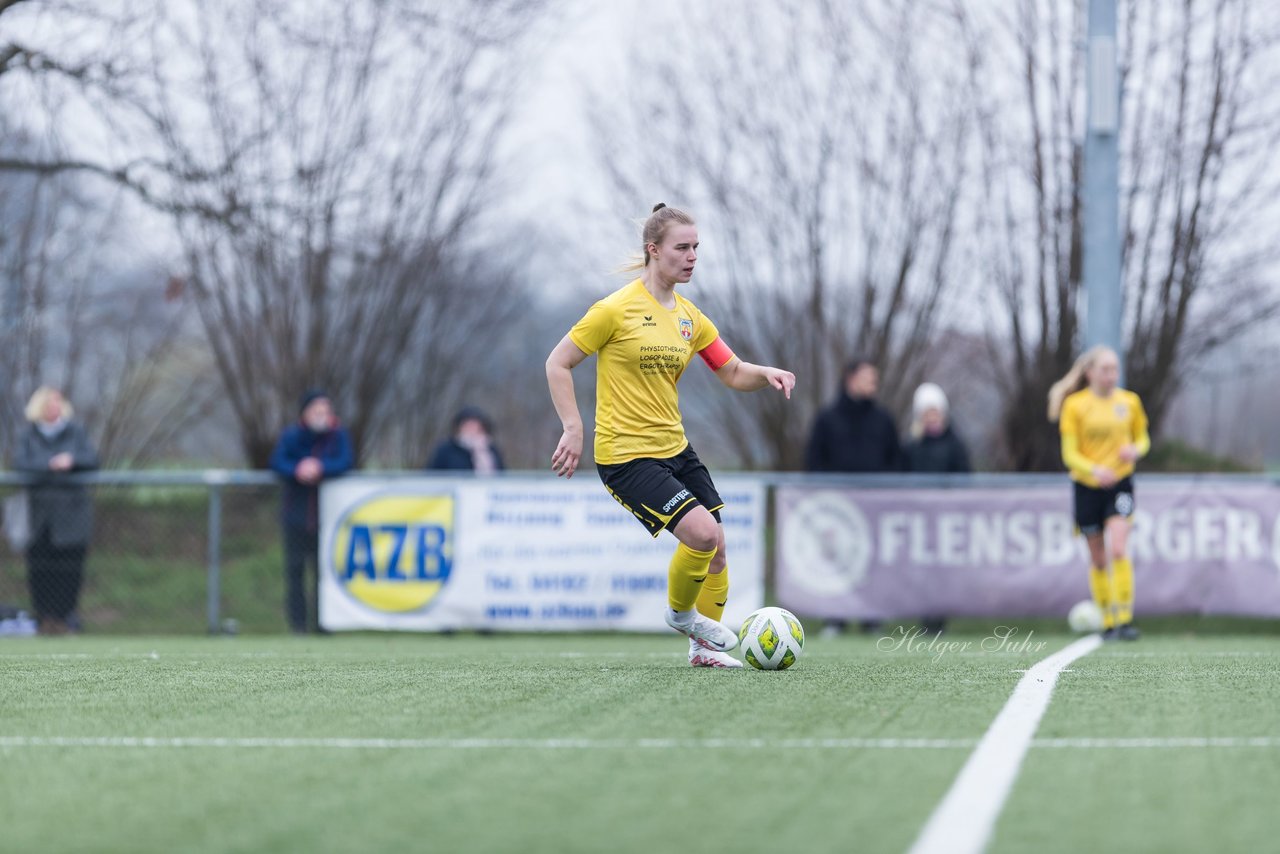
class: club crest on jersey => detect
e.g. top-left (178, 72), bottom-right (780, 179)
top-left (679, 318), bottom-right (693, 341)
top-left (1114, 403), bottom-right (1128, 418)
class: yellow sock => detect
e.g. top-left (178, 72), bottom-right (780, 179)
top-left (668, 542), bottom-right (717, 612)
top-left (695, 568), bottom-right (729, 622)
top-left (1112, 556), bottom-right (1135, 625)
top-left (1088, 565), bottom-right (1115, 629)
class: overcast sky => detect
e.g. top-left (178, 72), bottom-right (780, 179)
top-left (498, 2), bottom-right (618, 282)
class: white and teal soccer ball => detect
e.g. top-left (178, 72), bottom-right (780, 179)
top-left (1067, 600), bottom-right (1104, 633)
top-left (738, 606), bottom-right (805, 670)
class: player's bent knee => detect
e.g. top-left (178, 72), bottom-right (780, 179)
top-left (674, 511), bottom-right (719, 552)
top-left (686, 528), bottom-right (718, 553)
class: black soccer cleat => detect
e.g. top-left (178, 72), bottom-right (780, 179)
top-left (1116, 623), bottom-right (1141, 641)
top-left (1101, 627), bottom-right (1121, 642)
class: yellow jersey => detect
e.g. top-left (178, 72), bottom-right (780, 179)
top-left (1058, 387), bottom-right (1150, 487)
top-left (568, 279), bottom-right (727, 465)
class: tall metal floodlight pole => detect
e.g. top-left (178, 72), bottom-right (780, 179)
top-left (1083, 0), bottom-right (1122, 366)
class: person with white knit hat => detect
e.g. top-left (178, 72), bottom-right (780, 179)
top-left (904, 382), bottom-right (971, 474)
top-left (904, 382), bottom-right (971, 635)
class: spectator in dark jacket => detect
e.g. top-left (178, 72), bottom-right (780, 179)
top-left (904, 383), bottom-right (971, 474)
top-left (805, 358), bottom-right (903, 473)
top-left (269, 389), bottom-right (354, 633)
top-left (426, 407), bottom-right (505, 475)
top-left (12, 387), bottom-right (99, 635)
top-left (805, 359), bottom-right (902, 638)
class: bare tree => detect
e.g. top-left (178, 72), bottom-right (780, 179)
top-left (134, 0), bottom-right (553, 465)
top-left (953, 1), bottom-right (1085, 471)
top-left (0, 147), bottom-right (212, 466)
top-left (0, 0), bottom-right (244, 221)
top-left (0, 2), bottom-right (264, 466)
top-left (588, 0), bottom-right (972, 469)
top-left (1120, 0), bottom-right (1280, 427)
top-left (3, 0), bottom-right (556, 467)
top-left (961, 0), bottom-right (1280, 470)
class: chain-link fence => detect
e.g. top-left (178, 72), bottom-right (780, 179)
top-left (0, 472), bottom-right (281, 635)
top-left (0, 469), bottom-right (1059, 636)
top-left (6, 470), bottom-right (1279, 636)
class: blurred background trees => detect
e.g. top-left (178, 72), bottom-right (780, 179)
top-left (2, 0), bottom-right (1278, 470)
top-left (587, 0), bottom-right (971, 470)
top-left (960, 0), bottom-right (1280, 471)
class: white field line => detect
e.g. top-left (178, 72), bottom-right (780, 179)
top-left (0, 736), bottom-right (977, 750)
top-left (1, 734), bottom-right (1276, 751)
top-left (1093, 650), bottom-right (1279, 658)
top-left (0, 652), bottom-right (1100, 665)
top-left (1034, 737), bottom-right (1280, 748)
top-left (0, 651), bottom-right (686, 660)
top-left (907, 634), bottom-right (1103, 854)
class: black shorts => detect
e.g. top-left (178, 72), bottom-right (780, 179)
top-left (597, 445), bottom-right (724, 538)
top-left (1073, 477), bottom-right (1135, 535)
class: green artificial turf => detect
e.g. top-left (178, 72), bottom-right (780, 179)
top-left (992, 636), bottom-right (1280, 854)
top-left (1, 630), bottom-right (1277, 853)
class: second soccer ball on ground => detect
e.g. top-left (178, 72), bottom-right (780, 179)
top-left (1068, 599), bottom-right (1105, 633)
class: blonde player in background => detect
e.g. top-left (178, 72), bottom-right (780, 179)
top-left (1048, 346), bottom-right (1150, 641)
top-left (546, 203), bottom-right (795, 668)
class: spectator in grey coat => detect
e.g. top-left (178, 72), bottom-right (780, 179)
top-left (12, 387), bottom-right (99, 635)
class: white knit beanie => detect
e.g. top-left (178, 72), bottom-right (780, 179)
top-left (912, 383), bottom-right (949, 419)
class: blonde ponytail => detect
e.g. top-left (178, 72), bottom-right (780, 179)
top-left (1047, 345), bottom-right (1115, 421)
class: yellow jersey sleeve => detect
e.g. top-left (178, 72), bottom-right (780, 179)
top-left (1130, 391), bottom-right (1151, 456)
top-left (568, 299), bottom-right (620, 355)
top-left (689, 304), bottom-right (720, 352)
top-left (1058, 394), bottom-right (1095, 481)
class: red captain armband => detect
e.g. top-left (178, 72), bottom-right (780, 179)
top-left (698, 337), bottom-right (735, 371)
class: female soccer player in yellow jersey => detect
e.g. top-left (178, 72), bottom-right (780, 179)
top-left (1048, 346), bottom-right (1150, 641)
top-left (545, 204), bottom-right (796, 668)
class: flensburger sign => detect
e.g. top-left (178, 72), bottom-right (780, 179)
top-left (776, 482), bottom-right (1280, 619)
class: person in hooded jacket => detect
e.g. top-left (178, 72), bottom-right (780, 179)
top-left (425, 407), bottom-right (505, 475)
top-left (269, 389), bottom-right (353, 633)
top-left (805, 358), bottom-right (903, 474)
top-left (805, 359), bottom-right (902, 637)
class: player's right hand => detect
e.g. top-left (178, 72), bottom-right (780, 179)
top-left (551, 430), bottom-right (582, 478)
top-left (1093, 465), bottom-right (1118, 488)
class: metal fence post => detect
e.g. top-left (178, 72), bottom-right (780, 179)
top-left (205, 471), bottom-right (228, 634)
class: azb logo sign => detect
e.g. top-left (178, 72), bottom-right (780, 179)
top-left (329, 494), bottom-right (454, 614)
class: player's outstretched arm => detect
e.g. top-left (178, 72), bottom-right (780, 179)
top-left (546, 335), bottom-right (589, 478)
top-left (714, 357), bottom-right (795, 399)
